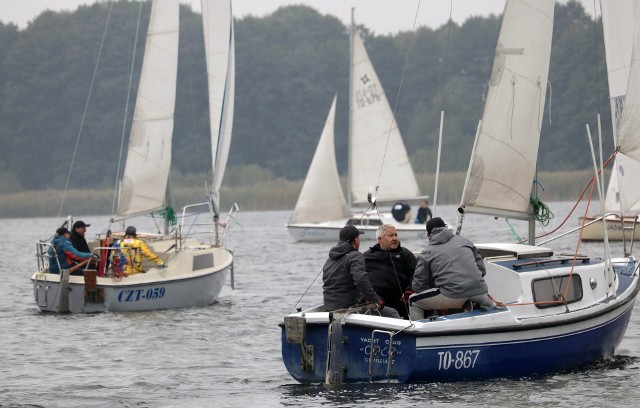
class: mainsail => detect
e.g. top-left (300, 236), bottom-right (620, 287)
top-left (459, 0), bottom-right (554, 220)
top-left (116, 0), bottom-right (180, 218)
top-left (606, 0), bottom-right (640, 214)
top-left (203, 0), bottom-right (235, 216)
top-left (289, 96), bottom-right (350, 224)
top-left (349, 27), bottom-right (420, 205)
top-left (600, 0), bottom-right (640, 213)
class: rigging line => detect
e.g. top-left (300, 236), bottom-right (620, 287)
top-left (440, 0), bottom-right (453, 110)
top-left (291, 267), bottom-right (323, 313)
top-left (57, 2), bottom-right (114, 218)
top-left (112, 2), bottom-right (144, 214)
top-left (535, 149), bottom-right (616, 239)
top-left (375, 0), bottom-right (422, 190)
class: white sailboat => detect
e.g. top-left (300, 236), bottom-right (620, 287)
top-left (281, 0), bottom-right (640, 384)
top-left (31, 0), bottom-right (237, 313)
top-left (580, 0), bottom-right (640, 241)
top-left (287, 14), bottom-right (427, 242)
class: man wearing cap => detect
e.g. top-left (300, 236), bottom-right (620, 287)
top-left (409, 217), bottom-right (493, 319)
top-left (322, 225), bottom-right (400, 318)
top-left (70, 220), bottom-right (91, 253)
top-left (363, 224), bottom-right (416, 319)
top-left (113, 226), bottom-right (165, 276)
top-left (48, 227), bottom-right (93, 274)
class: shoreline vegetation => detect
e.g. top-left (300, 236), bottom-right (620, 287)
top-left (0, 170), bottom-right (601, 219)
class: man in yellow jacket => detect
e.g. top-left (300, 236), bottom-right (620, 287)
top-left (113, 226), bottom-right (166, 276)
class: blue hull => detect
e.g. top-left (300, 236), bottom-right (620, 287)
top-left (282, 301), bottom-right (634, 383)
top-left (282, 266), bottom-right (638, 384)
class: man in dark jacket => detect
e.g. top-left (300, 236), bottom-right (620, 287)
top-left (70, 220), bottom-right (91, 253)
top-left (322, 225), bottom-right (399, 318)
top-left (409, 217), bottom-right (493, 320)
top-left (364, 224), bottom-right (416, 319)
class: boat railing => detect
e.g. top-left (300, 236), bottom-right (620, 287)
top-left (177, 201), bottom-right (238, 248)
top-left (538, 212), bottom-right (638, 256)
top-left (35, 241), bottom-right (60, 272)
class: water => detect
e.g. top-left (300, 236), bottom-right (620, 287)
top-left (2, 202), bottom-right (640, 407)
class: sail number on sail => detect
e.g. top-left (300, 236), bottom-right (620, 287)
top-left (355, 75), bottom-right (382, 108)
top-left (117, 287), bottom-right (166, 302)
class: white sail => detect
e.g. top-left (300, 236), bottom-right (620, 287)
top-left (459, 0), bottom-right (554, 220)
top-left (600, 0), bottom-right (635, 214)
top-left (615, 0), bottom-right (640, 214)
top-left (117, 0), bottom-right (180, 218)
top-left (349, 28), bottom-right (420, 205)
top-left (202, 0), bottom-right (235, 216)
top-left (290, 96), bottom-right (349, 224)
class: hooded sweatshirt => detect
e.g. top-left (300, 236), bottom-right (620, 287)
top-left (322, 240), bottom-right (381, 311)
top-left (412, 227), bottom-right (488, 298)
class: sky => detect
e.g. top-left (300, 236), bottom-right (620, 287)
top-left (0, 0), bottom-right (600, 34)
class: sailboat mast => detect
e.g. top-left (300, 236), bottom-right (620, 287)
top-left (347, 8), bottom-right (355, 209)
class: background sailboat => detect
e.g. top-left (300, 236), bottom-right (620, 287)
top-left (32, 0), bottom-right (237, 313)
top-left (287, 15), bottom-right (427, 242)
top-left (580, 0), bottom-right (640, 241)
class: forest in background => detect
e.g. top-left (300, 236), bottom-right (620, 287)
top-left (0, 1), bottom-right (614, 215)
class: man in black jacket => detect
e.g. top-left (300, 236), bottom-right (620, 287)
top-left (70, 220), bottom-right (91, 253)
top-left (322, 225), bottom-right (399, 318)
top-left (363, 224), bottom-right (417, 319)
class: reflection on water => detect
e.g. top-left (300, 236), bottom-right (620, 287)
top-left (1, 202), bottom-right (640, 407)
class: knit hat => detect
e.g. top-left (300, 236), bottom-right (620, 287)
top-left (426, 217), bottom-right (447, 236)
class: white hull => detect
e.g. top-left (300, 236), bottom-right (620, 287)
top-left (32, 242), bottom-right (232, 313)
top-left (579, 215), bottom-right (640, 241)
top-left (287, 212), bottom-right (428, 242)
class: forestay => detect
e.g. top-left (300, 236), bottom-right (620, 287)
top-left (459, 0), bottom-right (554, 220)
top-left (289, 96), bottom-right (350, 224)
top-left (117, 0), bottom-right (179, 218)
top-left (203, 0), bottom-right (235, 216)
top-left (349, 28), bottom-right (420, 205)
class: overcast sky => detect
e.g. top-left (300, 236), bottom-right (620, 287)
top-left (0, 0), bottom-right (600, 34)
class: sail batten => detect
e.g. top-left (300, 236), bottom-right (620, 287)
top-left (460, 0), bottom-right (554, 219)
top-left (116, 0), bottom-right (179, 219)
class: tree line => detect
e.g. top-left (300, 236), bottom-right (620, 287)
top-left (0, 0), bottom-right (611, 194)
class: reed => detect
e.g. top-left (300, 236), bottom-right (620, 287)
top-left (0, 170), bottom-right (600, 218)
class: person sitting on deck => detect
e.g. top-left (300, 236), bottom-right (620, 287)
top-left (408, 217), bottom-right (493, 320)
top-left (415, 200), bottom-right (433, 224)
top-left (112, 226), bottom-right (165, 277)
top-left (363, 224), bottom-right (416, 319)
top-left (391, 201), bottom-right (412, 223)
top-left (322, 225), bottom-right (400, 318)
top-left (48, 227), bottom-right (93, 274)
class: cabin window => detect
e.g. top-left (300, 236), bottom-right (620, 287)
top-left (369, 219), bottom-right (382, 226)
top-left (193, 253), bottom-right (214, 270)
top-left (532, 275), bottom-right (583, 308)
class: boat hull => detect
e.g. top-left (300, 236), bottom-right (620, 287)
top-left (287, 217), bottom-right (427, 242)
top-left (281, 246), bottom-right (640, 383)
top-left (579, 216), bottom-right (640, 241)
top-left (282, 292), bottom-right (635, 383)
top-left (32, 246), bottom-right (232, 313)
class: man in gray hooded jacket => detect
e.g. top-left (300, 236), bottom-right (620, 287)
top-left (322, 225), bottom-right (400, 318)
top-left (409, 217), bottom-right (493, 319)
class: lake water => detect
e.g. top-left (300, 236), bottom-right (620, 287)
top-left (1, 201), bottom-right (639, 407)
